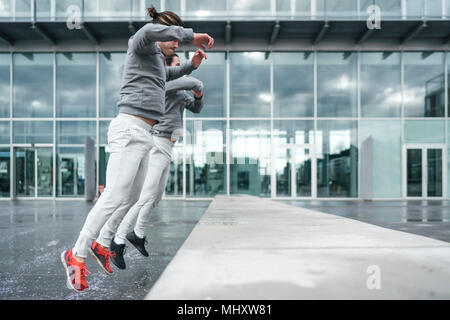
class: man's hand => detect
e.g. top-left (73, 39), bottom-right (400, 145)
top-left (192, 33), bottom-right (214, 50)
top-left (191, 49), bottom-right (207, 68)
top-left (192, 90), bottom-right (203, 99)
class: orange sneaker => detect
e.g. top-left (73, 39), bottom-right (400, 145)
top-left (89, 241), bottom-right (116, 275)
top-left (61, 249), bottom-right (90, 292)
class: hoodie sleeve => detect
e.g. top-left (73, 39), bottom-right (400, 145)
top-left (183, 93), bottom-right (204, 114)
top-left (165, 61), bottom-right (198, 82)
top-left (130, 23), bottom-right (194, 55)
top-left (166, 76), bottom-right (203, 94)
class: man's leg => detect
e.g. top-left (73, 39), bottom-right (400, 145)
top-left (96, 151), bottom-right (150, 249)
top-left (133, 157), bottom-right (171, 239)
top-left (71, 120), bottom-right (153, 260)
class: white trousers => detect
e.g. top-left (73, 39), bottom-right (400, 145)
top-left (73, 113), bottom-right (155, 258)
top-left (101, 136), bottom-right (173, 245)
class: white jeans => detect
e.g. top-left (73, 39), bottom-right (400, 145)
top-left (107, 136), bottom-right (173, 244)
top-left (73, 113), bottom-right (155, 258)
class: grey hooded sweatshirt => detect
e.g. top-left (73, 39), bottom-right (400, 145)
top-left (117, 23), bottom-right (196, 122)
top-left (152, 76), bottom-right (204, 138)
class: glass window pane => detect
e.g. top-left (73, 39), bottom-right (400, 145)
top-left (295, 0), bottom-right (313, 17)
top-left (427, 149), bottom-right (442, 197)
top-left (447, 121), bottom-right (450, 198)
top-left (56, 120), bottom-right (96, 198)
top-left (230, 120), bottom-right (271, 196)
top-left (407, 148), bottom-right (422, 197)
top-left (228, 0), bottom-right (271, 16)
top-left (97, 0), bottom-right (130, 20)
top-left (404, 52), bottom-right (444, 117)
top-left (360, 120), bottom-right (402, 198)
top-left (273, 120), bottom-right (314, 145)
top-left (360, 52), bottom-right (401, 117)
top-left (317, 0), bottom-right (358, 18)
top-left (165, 0), bottom-right (180, 12)
top-left (185, 120), bottom-right (226, 197)
top-left (231, 52), bottom-right (270, 117)
top-left (36, 0), bottom-right (51, 19)
top-left (56, 53), bottom-right (96, 118)
top-left (0, 148), bottom-right (10, 197)
top-left (165, 142), bottom-right (183, 197)
top-left (427, 0), bottom-right (442, 17)
top-left (448, 53), bottom-right (450, 115)
top-left (0, 121), bottom-right (9, 144)
top-left (56, 121), bottom-right (96, 145)
top-left (404, 120), bottom-right (445, 144)
top-left (100, 53), bottom-right (125, 118)
top-left (0, 0), bottom-right (12, 18)
top-left (276, 0), bottom-right (291, 16)
top-left (83, 0), bottom-right (98, 18)
top-left (273, 52), bottom-right (314, 118)
top-left (0, 53), bottom-right (10, 118)
top-left (13, 121), bottom-right (53, 144)
top-left (99, 120), bottom-right (110, 145)
top-left (186, 52), bottom-right (226, 118)
top-left (360, 0), bottom-right (402, 19)
top-left (316, 120), bottom-right (358, 198)
top-left (277, 0), bottom-right (312, 17)
top-left (56, 0), bottom-right (82, 21)
top-left (15, 0), bottom-right (31, 20)
top-left (57, 146), bottom-right (89, 197)
top-left (185, 0), bottom-right (226, 17)
top-left (99, 120), bottom-right (111, 188)
top-left (13, 53), bottom-right (53, 118)
top-left (317, 52), bottom-right (357, 117)
top-left (132, 1), bottom-right (162, 19)
top-left (407, 0), bottom-right (424, 18)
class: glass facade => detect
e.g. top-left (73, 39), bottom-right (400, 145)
top-left (0, 0), bottom-right (449, 21)
top-left (0, 50), bottom-right (449, 199)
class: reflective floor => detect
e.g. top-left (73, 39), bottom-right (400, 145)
top-left (283, 200), bottom-right (450, 243)
top-left (0, 200), bottom-right (210, 300)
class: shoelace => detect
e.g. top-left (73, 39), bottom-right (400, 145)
top-left (97, 245), bottom-right (117, 259)
top-left (76, 264), bottom-right (91, 285)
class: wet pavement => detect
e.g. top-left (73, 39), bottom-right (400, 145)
top-left (2, 199), bottom-right (450, 299)
top-left (0, 200), bottom-right (210, 300)
top-left (282, 200), bottom-right (450, 243)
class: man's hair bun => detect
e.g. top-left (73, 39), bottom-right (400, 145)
top-left (148, 7), bottom-right (159, 19)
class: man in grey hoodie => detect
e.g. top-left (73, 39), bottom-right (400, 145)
top-left (61, 7), bottom-right (214, 292)
top-left (100, 53), bottom-right (204, 269)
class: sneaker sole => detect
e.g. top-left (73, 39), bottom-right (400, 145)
top-left (89, 247), bottom-right (114, 276)
top-left (60, 251), bottom-right (85, 293)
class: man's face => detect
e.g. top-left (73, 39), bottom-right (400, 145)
top-left (171, 56), bottom-right (181, 67)
top-left (159, 40), bottom-right (179, 56)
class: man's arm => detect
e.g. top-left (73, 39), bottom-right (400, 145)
top-left (166, 49), bottom-right (208, 81)
top-left (165, 61), bottom-right (196, 82)
top-left (130, 23), bottom-right (194, 55)
top-left (184, 93), bottom-right (204, 114)
top-left (166, 76), bottom-right (203, 94)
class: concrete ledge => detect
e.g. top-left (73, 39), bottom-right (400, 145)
top-left (146, 195), bottom-right (450, 300)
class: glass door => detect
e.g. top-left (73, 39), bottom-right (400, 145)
top-left (37, 148), bottom-right (53, 197)
top-left (15, 148), bottom-right (35, 197)
top-left (14, 147), bottom-right (53, 198)
top-left (272, 144), bottom-right (315, 198)
top-left (405, 145), bottom-right (445, 199)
